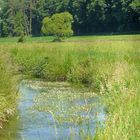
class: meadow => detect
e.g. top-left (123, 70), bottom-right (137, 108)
top-left (0, 34), bottom-right (140, 139)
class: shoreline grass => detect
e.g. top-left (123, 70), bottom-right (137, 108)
top-left (0, 35), bottom-right (139, 139)
top-left (0, 52), bottom-right (17, 129)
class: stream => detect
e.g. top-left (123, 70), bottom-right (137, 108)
top-left (0, 81), bottom-right (106, 140)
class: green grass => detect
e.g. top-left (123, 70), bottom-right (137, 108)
top-left (0, 51), bottom-right (17, 129)
top-left (0, 34), bottom-right (140, 44)
top-left (0, 34), bottom-right (140, 139)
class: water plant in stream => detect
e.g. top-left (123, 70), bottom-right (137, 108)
top-left (31, 81), bottom-right (106, 139)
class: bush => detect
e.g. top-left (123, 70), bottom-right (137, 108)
top-left (32, 57), bottom-right (48, 78)
top-left (17, 35), bottom-right (25, 43)
top-left (42, 12), bottom-right (73, 41)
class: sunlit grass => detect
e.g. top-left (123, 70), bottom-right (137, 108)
top-left (0, 34), bottom-right (139, 44)
top-left (0, 34), bottom-right (140, 139)
top-left (0, 51), bottom-right (17, 129)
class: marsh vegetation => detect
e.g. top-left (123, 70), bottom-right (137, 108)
top-left (0, 35), bottom-right (139, 139)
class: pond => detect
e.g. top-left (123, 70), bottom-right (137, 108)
top-left (0, 81), bottom-right (106, 140)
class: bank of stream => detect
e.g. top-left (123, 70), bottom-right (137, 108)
top-left (0, 80), bottom-right (106, 140)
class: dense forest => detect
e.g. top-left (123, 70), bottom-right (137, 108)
top-left (0, 0), bottom-right (140, 36)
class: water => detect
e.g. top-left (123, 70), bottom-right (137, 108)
top-left (0, 81), bottom-right (106, 140)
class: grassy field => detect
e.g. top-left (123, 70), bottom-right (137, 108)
top-left (0, 34), bottom-right (140, 44)
top-left (0, 35), bottom-right (140, 139)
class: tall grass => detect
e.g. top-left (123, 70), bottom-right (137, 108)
top-left (94, 60), bottom-right (140, 140)
top-left (0, 51), bottom-right (17, 129)
top-left (0, 35), bottom-right (139, 139)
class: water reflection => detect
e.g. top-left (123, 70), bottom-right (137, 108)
top-left (0, 81), bottom-right (106, 140)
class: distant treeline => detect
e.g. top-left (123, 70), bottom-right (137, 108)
top-left (0, 0), bottom-right (139, 36)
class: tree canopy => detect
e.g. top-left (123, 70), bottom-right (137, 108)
top-left (0, 0), bottom-right (139, 37)
top-left (42, 12), bottom-right (73, 40)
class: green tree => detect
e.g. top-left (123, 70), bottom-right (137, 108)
top-left (13, 12), bottom-right (25, 36)
top-left (0, 0), bottom-right (140, 36)
top-left (42, 12), bottom-right (73, 41)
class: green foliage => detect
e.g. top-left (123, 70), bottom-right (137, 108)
top-left (13, 12), bottom-right (25, 36)
top-left (0, 52), bottom-right (17, 128)
top-left (42, 12), bottom-right (73, 41)
top-left (17, 35), bottom-right (25, 43)
top-left (130, 0), bottom-right (140, 12)
top-left (0, 0), bottom-right (26, 37)
top-left (32, 57), bottom-right (48, 78)
top-left (94, 60), bottom-right (140, 140)
top-left (0, 0), bottom-right (140, 36)
top-left (9, 35), bottom-right (140, 139)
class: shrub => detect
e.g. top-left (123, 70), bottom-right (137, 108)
top-left (42, 12), bottom-right (73, 41)
top-left (17, 35), bottom-right (25, 43)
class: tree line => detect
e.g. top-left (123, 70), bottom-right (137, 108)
top-left (0, 0), bottom-right (139, 37)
